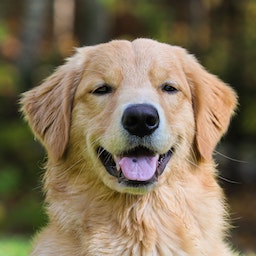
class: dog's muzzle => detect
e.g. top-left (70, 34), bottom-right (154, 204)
top-left (97, 104), bottom-right (173, 188)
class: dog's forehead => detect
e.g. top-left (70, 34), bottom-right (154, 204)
top-left (85, 39), bottom-right (184, 76)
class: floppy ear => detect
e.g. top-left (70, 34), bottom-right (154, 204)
top-left (181, 51), bottom-right (238, 161)
top-left (20, 49), bottom-right (85, 162)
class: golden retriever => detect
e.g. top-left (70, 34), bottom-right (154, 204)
top-left (21, 39), bottom-right (238, 255)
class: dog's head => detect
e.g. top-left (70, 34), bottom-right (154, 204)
top-left (21, 39), bottom-right (237, 194)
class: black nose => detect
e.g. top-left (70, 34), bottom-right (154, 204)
top-left (122, 104), bottom-right (159, 137)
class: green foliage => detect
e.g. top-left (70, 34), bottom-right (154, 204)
top-left (0, 119), bottom-right (47, 233)
top-left (0, 237), bottom-right (31, 256)
top-left (0, 22), bottom-right (8, 42)
top-left (0, 63), bottom-right (19, 95)
top-left (0, 166), bottom-right (20, 198)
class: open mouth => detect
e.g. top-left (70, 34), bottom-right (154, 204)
top-left (97, 146), bottom-right (174, 187)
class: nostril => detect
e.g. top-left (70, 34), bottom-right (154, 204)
top-left (146, 115), bottom-right (158, 127)
top-left (122, 104), bottom-right (159, 137)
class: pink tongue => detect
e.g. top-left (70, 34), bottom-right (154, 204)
top-left (118, 155), bottom-right (158, 181)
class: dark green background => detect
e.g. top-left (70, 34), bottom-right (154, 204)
top-left (0, 0), bottom-right (255, 254)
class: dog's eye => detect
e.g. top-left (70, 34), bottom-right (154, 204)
top-left (91, 84), bottom-right (113, 95)
top-left (161, 83), bottom-right (178, 94)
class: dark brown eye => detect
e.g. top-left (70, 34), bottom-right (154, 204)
top-left (161, 83), bottom-right (178, 94)
top-left (91, 84), bottom-right (113, 95)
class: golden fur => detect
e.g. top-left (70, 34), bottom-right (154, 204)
top-left (21, 39), bottom-right (238, 255)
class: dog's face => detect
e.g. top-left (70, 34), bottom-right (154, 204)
top-left (73, 40), bottom-right (195, 194)
top-left (21, 39), bottom-right (237, 195)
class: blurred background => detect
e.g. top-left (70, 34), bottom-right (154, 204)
top-left (0, 0), bottom-right (255, 254)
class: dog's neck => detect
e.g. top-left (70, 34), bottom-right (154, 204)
top-left (43, 159), bottom-right (227, 255)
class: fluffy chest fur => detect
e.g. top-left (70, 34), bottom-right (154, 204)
top-left (39, 162), bottom-right (229, 256)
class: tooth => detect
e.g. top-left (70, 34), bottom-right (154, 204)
top-left (114, 155), bottom-right (121, 171)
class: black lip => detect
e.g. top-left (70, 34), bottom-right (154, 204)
top-left (97, 147), bottom-right (118, 177)
top-left (117, 170), bottom-right (158, 187)
top-left (97, 146), bottom-right (174, 186)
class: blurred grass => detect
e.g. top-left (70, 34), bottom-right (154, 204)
top-left (0, 236), bottom-right (31, 256)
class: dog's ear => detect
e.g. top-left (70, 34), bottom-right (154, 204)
top-left (179, 49), bottom-right (238, 161)
top-left (20, 49), bottom-right (85, 162)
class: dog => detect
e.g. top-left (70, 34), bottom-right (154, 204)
top-left (21, 38), bottom-right (238, 255)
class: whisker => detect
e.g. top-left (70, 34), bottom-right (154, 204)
top-left (195, 134), bottom-right (247, 163)
top-left (62, 158), bottom-right (84, 175)
top-left (213, 150), bottom-right (248, 163)
top-left (218, 175), bottom-right (241, 184)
